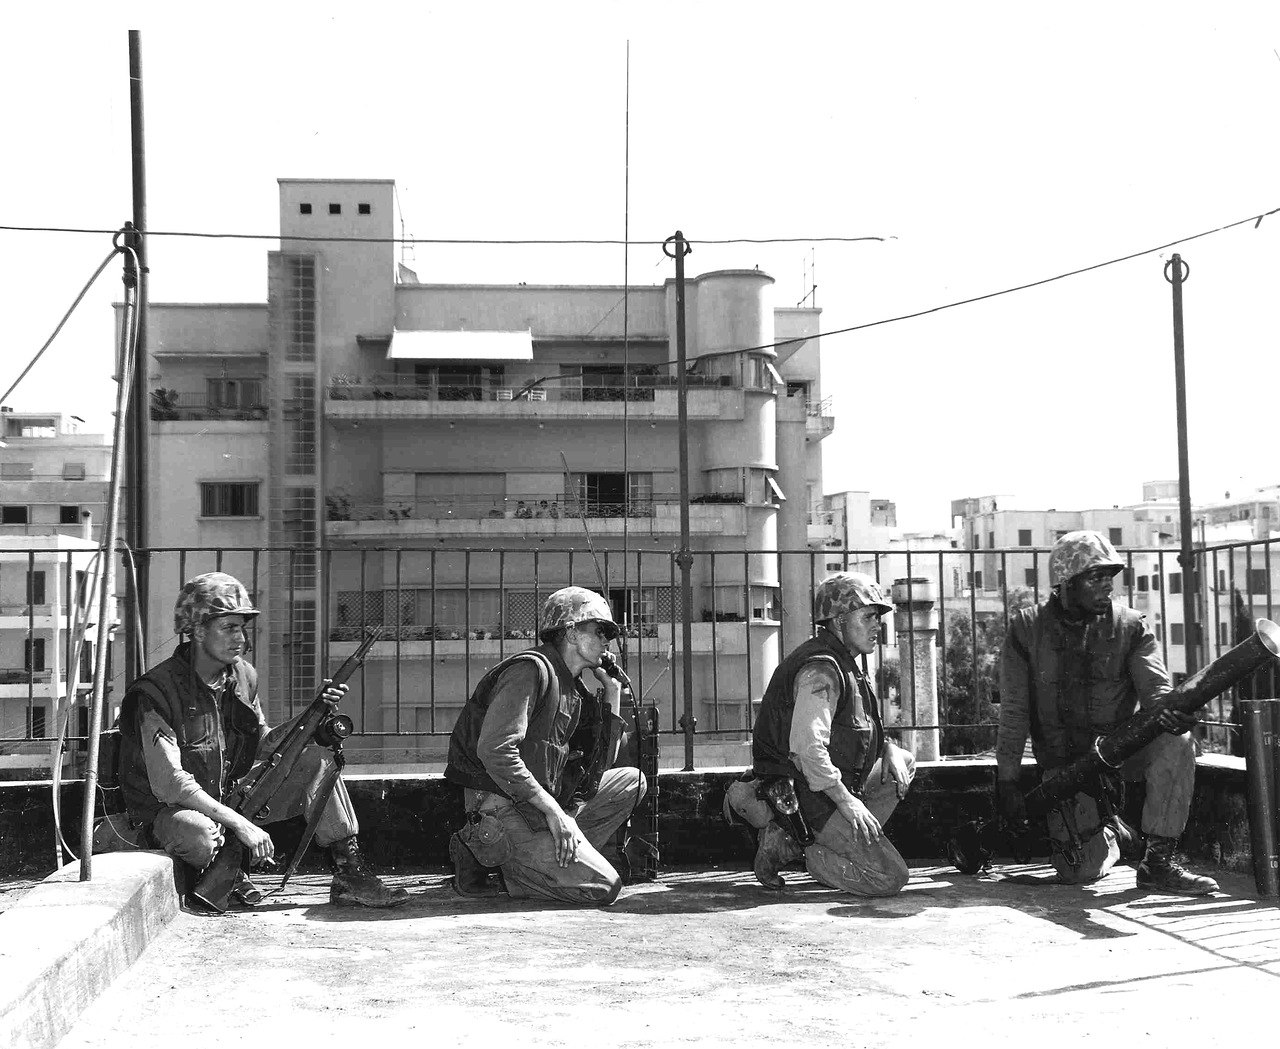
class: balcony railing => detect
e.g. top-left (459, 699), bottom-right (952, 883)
top-left (324, 492), bottom-right (745, 522)
top-left (326, 372), bottom-right (735, 403)
top-left (151, 389), bottom-right (268, 421)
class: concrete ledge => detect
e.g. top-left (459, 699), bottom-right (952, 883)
top-left (0, 853), bottom-right (181, 1049)
top-left (0, 756), bottom-right (1255, 878)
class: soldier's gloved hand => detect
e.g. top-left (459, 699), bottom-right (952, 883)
top-left (1156, 705), bottom-right (1198, 735)
top-left (997, 780), bottom-right (1027, 826)
top-left (318, 678), bottom-right (349, 711)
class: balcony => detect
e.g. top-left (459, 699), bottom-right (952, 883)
top-left (324, 373), bottom-right (743, 422)
top-left (805, 397), bottom-right (835, 440)
top-left (150, 389), bottom-right (268, 422)
top-left (325, 493), bottom-right (748, 539)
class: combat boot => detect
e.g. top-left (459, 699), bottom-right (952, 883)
top-left (448, 832), bottom-right (502, 898)
top-left (753, 821), bottom-right (802, 890)
top-left (230, 870), bottom-right (264, 907)
top-left (1136, 835), bottom-right (1219, 896)
top-left (328, 836), bottom-right (411, 908)
top-left (1107, 815), bottom-right (1146, 868)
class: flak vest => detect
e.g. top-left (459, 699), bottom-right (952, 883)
top-left (444, 644), bottom-right (582, 799)
top-left (116, 645), bottom-right (264, 826)
top-left (753, 628), bottom-right (884, 832)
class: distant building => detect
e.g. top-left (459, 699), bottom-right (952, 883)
top-left (0, 409), bottom-right (111, 540)
top-left (132, 177), bottom-right (837, 767)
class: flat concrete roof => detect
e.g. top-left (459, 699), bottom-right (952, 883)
top-left (50, 862), bottom-right (1280, 1048)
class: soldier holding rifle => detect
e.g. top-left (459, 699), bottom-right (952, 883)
top-left (116, 573), bottom-right (409, 910)
top-left (996, 531), bottom-right (1217, 894)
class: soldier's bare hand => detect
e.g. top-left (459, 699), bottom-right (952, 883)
top-left (545, 809), bottom-right (581, 868)
top-left (319, 678), bottom-right (349, 711)
top-left (233, 819), bottom-right (275, 866)
top-left (839, 796), bottom-right (882, 844)
top-left (1157, 706), bottom-right (1198, 735)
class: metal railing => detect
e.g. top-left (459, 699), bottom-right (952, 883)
top-left (326, 372), bottom-right (736, 404)
top-left (150, 389), bottom-right (268, 421)
top-left (3, 538), bottom-right (1274, 773)
top-left (324, 493), bottom-right (740, 523)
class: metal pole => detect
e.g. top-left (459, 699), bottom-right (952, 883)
top-left (1166, 253), bottom-right (1197, 677)
top-left (80, 260), bottom-right (138, 880)
top-left (125, 29), bottom-right (150, 682)
top-left (664, 231), bottom-right (696, 770)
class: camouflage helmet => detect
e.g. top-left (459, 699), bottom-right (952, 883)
top-left (173, 572), bottom-right (260, 635)
top-left (1048, 530), bottom-right (1124, 589)
top-left (813, 572), bottom-right (893, 622)
top-left (540, 586), bottom-right (619, 640)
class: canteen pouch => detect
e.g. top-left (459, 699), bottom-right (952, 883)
top-left (459, 811), bottom-right (513, 867)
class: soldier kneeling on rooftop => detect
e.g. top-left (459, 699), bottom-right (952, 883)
top-left (996, 531), bottom-right (1218, 895)
top-left (444, 587), bottom-right (645, 905)
top-left (725, 572), bottom-right (915, 894)
top-left (111, 573), bottom-right (409, 910)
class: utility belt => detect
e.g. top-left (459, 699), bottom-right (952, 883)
top-left (756, 775), bottom-right (815, 847)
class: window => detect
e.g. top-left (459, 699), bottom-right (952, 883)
top-left (997, 570), bottom-right (1005, 589)
top-left (62, 461), bottom-right (86, 480)
top-left (1169, 573), bottom-right (1182, 595)
top-left (1121, 568), bottom-right (1134, 587)
top-left (1219, 622), bottom-right (1230, 646)
top-left (25, 638), bottom-right (46, 671)
top-left (967, 571), bottom-right (983, 590)
top-left (1170, 623), bottom-right (1185, 645)
top-left (299, 203), bottom-right (312, 215)
top-left (1154, 622), bottom-right (1163, 642)
top-left (1218, 570), bottom-right (1227, 592)
top-left (200, 482), bottom-right (260, 517)
top-left (60, 505), bottom-right (80, 524)
top-left (26, 571), bottom-right (46, 605)
top-left (1, 505), bottom-right (29, 524)
top-left (1137, 575), bottom-right (1148, 592)
top-left (786, 381), bottom-right (808, 399)
top-left (1054, 530), bottom-right (1070, 541)
top-left (27, 706), bottom-right (47, 739)
top-left (987, 532), bottom-right (995, 549)
top-left (1018, 529), bottom-right (1032, 547)
top-left (206, 378), bottom-right (265, 409)
top-left (1024, 568), bottom-right (1038, 587)
top-left (358, 203), bottom-right (371, 215)
top-left (1151, 574), bottom-right (1161, 592)
top-left (1248, 569), bottom-right (1269, 594)
top-left (80, 640), bottom-right (93, 684)
top-left (329, 203), bottom-right (341, 215)
top-left (765, 476), bottom-right (787, 505)
top-left (1109, 527), bottom-right (1123, 545)
top-left (1, 461), bottom-right (34, 478)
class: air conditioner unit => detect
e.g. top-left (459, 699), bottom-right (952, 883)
top-left (495, 388), bottom-right (514, 401)
top-left (526, 388), bottom-right (547, 402)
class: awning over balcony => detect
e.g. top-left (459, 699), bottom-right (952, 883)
top-left (386, 329), bottom-right (534, 362)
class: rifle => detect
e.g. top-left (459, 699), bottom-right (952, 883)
top-left (949, 618), bottom-right (1280, 875)
top-left (191, 628), bottom-right (382, 911)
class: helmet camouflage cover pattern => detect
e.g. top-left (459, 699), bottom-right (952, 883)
top-left (813, 571), bottom-right (894, 622)
top-left (1048, 530), bottom-right (1125, 589)
top-left (173, 572), bottom-right (260, 635)
top-left (541, 586), bottom-right (618, 638)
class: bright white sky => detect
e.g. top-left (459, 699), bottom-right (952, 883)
top-left (4, 2), bottom-right (1280, 532)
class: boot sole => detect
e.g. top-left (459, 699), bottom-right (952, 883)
top-left (330, 892), bottom-right (412, 908)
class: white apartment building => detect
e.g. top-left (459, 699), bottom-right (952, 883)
top-left (134, 177), bottom-right (837, 766)
top-left (0, 410), bottom-right (117, 778)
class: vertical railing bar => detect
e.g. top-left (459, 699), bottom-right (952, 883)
top-left (709, 551), bottom-right (718, 724)
top-left (430, 549), bottom-right (437, 733)
top-left (395, 549), bottom-right (403, 737)
top-left (287, 547), bottom-right (297, 718)
top-left (464, 550), bottom-right (472, 704)
top-left (1157, 550), bottom-right (1169, 669)
top-left (742, 548), bottom-right (752, 741)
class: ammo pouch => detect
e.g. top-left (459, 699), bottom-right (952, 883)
top-left (458, 811), bottom-right (513, 867)
top-left (757, 776), bottom-right (815, 847)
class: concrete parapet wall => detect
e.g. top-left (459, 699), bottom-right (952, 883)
top-left (0, 758), bottom-right (1254, 879)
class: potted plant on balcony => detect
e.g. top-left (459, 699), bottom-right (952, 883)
top-left (325, 490), bottom-right (353, 522)
top-left (149, 388), bottom-right (179, 421)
